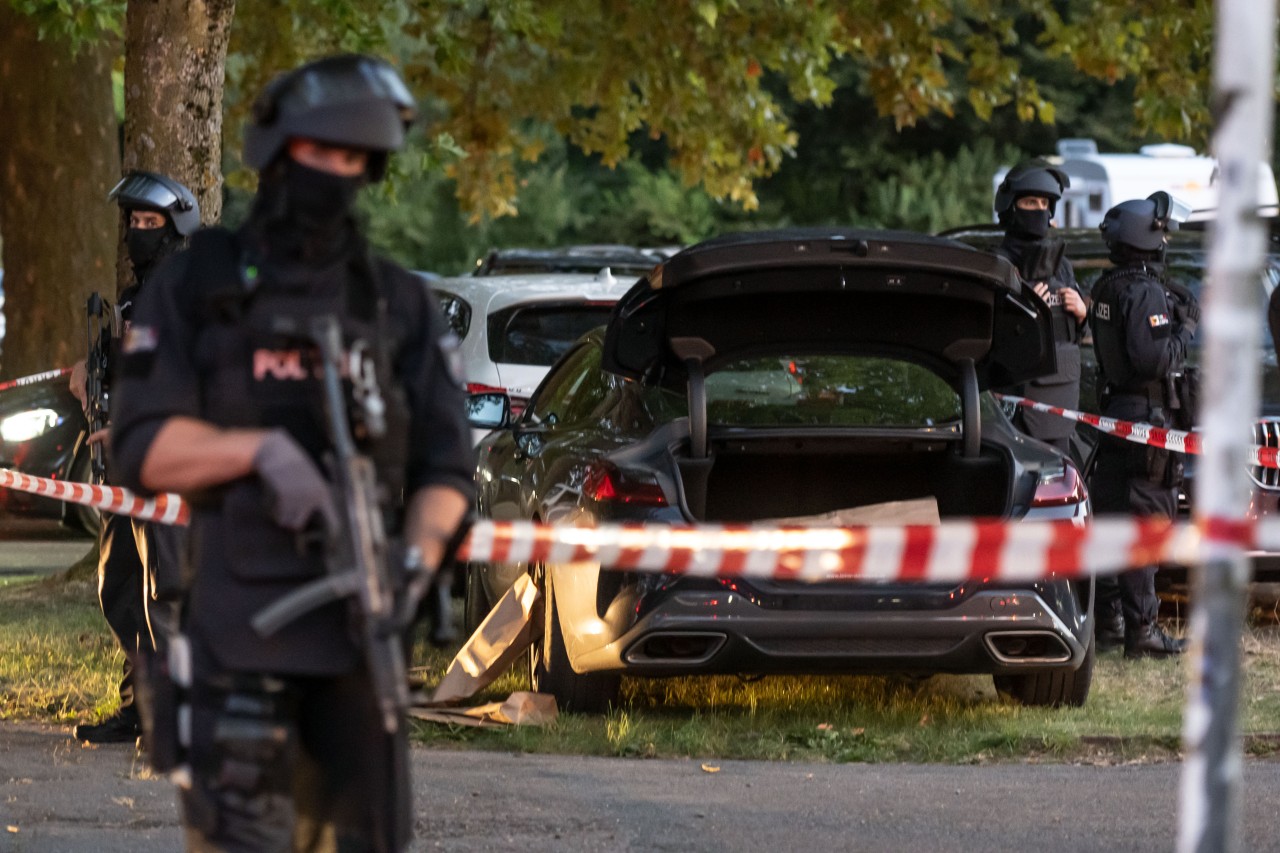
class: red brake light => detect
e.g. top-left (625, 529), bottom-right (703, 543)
top-left (466, 383), bottom-right (506, 394)
top-left (583, 461), bottom-right (667, 506)
top-left (1032, 464), bottom-right (1087, 507)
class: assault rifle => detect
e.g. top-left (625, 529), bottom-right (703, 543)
top-left (250, 314), bottom-right (429, 734)
top-left (84, 292), bottom-right (118, 483)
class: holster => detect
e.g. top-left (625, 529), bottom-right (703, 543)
top-left (136, 634), bottom-right (192, 775)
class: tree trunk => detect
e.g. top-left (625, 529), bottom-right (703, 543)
top-left (122, 0), bottom-right (236, 288)
top-left (0, 7), bottom-right (118, 380)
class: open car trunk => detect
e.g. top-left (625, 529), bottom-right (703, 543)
top-left (674, 433), bottom-right (1012, 523)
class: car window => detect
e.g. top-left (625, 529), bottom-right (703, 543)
top-left (528, 344), bottom-right (611, 426)
top-left (487, 304), bottom-right (614, 366)
top-left (697, 355), bottom-right (961, 427)
top-left (433, 290), bottom-right (471, 338)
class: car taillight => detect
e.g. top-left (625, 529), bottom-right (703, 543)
top-left (466, 383), bottom-right (506, 394)
top-left (1031, 464), bottom-right (1087, 507)
top-left (583, 461), bottom-right (667, 506)
top-left (509, 396), bottom-right (529, 418)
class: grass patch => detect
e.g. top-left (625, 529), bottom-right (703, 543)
top-left (7, 578), bottom-right (1280, 764)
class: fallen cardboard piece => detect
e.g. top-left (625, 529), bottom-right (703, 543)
top-left (408, 690), bottom-right (557, 728)
top-left (426, 572), bottom-right (541, 705)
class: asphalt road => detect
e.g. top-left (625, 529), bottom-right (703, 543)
top-left (0, 519), bottom-right (92, 578)
top-left (3, 720), bottom-right (1280, 852)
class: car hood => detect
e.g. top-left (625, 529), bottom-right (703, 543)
top-left (601, 228), bottom-right (1056, 390)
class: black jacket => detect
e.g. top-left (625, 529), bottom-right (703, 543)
top-left (110, 224), bottom-right (474, 675)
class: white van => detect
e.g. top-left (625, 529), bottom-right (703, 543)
top-left (994, 138), bottom-right (1279, 227)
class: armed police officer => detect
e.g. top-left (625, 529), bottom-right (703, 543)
top-left (110, 55), bottom-right (472, 851)
top-left (70, 171), bottom-right (199, 744)
top-left (993, 160), bottom-right (1087, 456)
top-left (1089, 191), bottom-right (1197, 658)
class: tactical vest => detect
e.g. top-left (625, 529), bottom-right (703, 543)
top-left (182, 228), bottom-right (411, 518)
top-left (1089, 265), bottom-right (1169, 404)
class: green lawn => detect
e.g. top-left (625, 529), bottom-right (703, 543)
top-left (6, 573), bottom-right (1278, 764)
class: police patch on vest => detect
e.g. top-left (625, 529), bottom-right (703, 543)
top-left (1148, 313), bottom-right (1170, 328)
top-left (122, 324), bottom-right (158, 353)
top-left (1095, 303), bottom-right (1111, 321)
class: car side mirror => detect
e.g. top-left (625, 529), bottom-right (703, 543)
top-left (466, 392), bottom-right (511, 429)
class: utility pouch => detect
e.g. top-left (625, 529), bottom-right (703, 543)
top-left (210, 679), bottom-right (295, 798)
top-left (137, 634), bottom-right (192, 775)
top-left (1168, 367), bottom-right (1200, 432)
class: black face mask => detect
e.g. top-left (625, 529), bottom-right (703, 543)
top-left (282, 159), bottom-right (365, 231)
top-left (1009, 206), bottom-right (1052, 240)
top-left (126, 223), bottom-right (178, 282)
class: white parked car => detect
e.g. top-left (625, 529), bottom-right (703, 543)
top-left (429, 268), bottom-right (641, 441)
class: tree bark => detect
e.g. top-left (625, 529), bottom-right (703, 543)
top-left (122, 0), bottom-right (236, 285)
top-left (0, 7), bottom-right (118, 380)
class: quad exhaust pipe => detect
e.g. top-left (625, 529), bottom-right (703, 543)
top-left (983, 630), bottom-right (1072, 665)
top-left (624, 632), bottom-right (727, 665)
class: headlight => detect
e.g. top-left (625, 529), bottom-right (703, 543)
top-left (0, 408), bottom-right (62, 443)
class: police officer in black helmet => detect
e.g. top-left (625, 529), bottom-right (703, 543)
top-left (70, 170), bottom-right (199, 744)
top-left (993, 160), bottom-right (1088, 456)
top-left (1089, 191), bottom-right (1197, 659)
top-left (110, 55), bottom-right (473, 850)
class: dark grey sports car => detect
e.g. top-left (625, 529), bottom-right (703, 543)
top-left (469, 228), bottom-right (1094, 712)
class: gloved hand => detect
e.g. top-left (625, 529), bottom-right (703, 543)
top-left (253, 429), bottom-right (339, 532)
top-left (1174, 300), bottom-right (1201, 335)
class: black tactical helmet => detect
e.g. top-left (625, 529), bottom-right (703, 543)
top-left (994, 160), bottom-right (1071, 219)
top-left (108, 170), bottom-right (201, 236)
top-left (244, 54), bottom-right (417, 182)
top-left (1099, 191), bottom-right (1182, 252)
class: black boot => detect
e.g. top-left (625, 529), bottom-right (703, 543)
top-left (73, 705), bottom-right (141, 744)
top-left (1124, 623), bottom-right (1187, 659)
top-left (1095, 612), bottom-right (1125, 652)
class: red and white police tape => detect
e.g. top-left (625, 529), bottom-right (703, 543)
top-left (0, 367), bottom-right (73, 394)
top-left (0, 468), bottom-right (187, 526)
top-left (8, 466), bottom-right (1280, 582)
top-left (995, 393), bottom-right (1280, 471)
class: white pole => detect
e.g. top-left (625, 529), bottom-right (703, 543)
top-left (1178, 0), bottom-right (1277, 850)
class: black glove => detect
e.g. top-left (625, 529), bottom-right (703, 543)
top-left (1174, 301), bottom-right (1201, 336)
top-left (253, 429), bottom-right (338, 532)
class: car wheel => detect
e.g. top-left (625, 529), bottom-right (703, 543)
top-left (462, 563), bottom-right (491, 636)
top-left (993, 633), bottom-right (1095, 708)
top-left (527, 566), bottom-right (620, 714)
top-left (64, 449), bottom-right (102, 538)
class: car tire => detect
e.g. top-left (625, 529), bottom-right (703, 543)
top-left (64, 449), bottom-right (102, 538)
top-left (462, 562), bottom-right (491, 636)
top-left (528, 567), bottom-right (620, 714)
top-left (993, 633), bottom-right (1095, 708)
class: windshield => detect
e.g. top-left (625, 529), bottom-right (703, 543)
top-left (702, 355), bottom-right (961, 427)
top-left (487, 304), bottom-right (614, 366)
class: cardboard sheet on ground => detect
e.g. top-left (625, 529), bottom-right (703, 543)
top-left (413, 572), bottom-right (556, 725)
top-left (408, 690), bottom-right (557, 728)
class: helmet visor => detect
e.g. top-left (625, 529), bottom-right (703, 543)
top-left (108, 173), bottom-right (188, 212)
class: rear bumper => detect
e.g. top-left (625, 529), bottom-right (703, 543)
top-left (569, 580), bottom-right (1090, 677)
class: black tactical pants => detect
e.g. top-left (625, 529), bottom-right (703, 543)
top-left (97, 512), bottom-right (148, 710)
top-left (1088, 434), bottom-right (1179, 631)
top-left (131, 519), bottom-right (184, 651)
top-left (181, 665), bottom-right (410, 853)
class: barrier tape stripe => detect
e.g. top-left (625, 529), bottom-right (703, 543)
top-left (4, 466), bottom-right (1277, 581)
top-left (0, 367), bottom-right (73, 394)
top-left (995, 393), bottom-right (1280, 470)
top-left (0, 468), bottom-right (190, 526)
